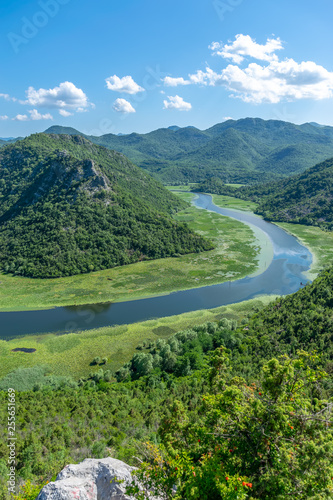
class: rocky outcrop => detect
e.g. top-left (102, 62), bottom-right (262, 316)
top-left (35, 458), bottom-right (139, 500)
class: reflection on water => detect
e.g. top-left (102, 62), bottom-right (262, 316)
top-left (0, 194), bottom-right (312, 339)
top-left (63, 302), bottom-right (113, 314)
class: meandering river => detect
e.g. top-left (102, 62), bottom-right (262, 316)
top-left (0, 194), bottom-right (312, 339)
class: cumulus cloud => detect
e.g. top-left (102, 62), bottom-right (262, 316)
top-left (0, 115), bottom-right (9, 121)
top-left (106, 75), bottom-right (144, 94)
top-left (29, 109), bottom-right (53, 120)
top-left (59, 109), bottom-right (73, 117)
top-left (209, 34), bottom-right (283, 64)
top-left (163, 76), bottom-right (191, 87)
top-left (220, 59), bottom-right (333, 103)
top-left (163, 35), bottom-right (333, 104)
top-left (23, 81), bottom-right (91, 111)
top-left (0, 93), bottom-right (16, 102)
top-left (13, 114), bottom-right (29, 121)
top-left (13, 109), bottom-right (53, 121)
top-left (163, 95), bottom-right (192, 111)
top-left (113, 98), bottom-right (136, 114)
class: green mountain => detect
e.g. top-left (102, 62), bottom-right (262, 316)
top-left (42, 125), bottom-right (82, 136)
top-left (252, 157), bottom-right (333, 228)
top-left (0, 137), bottom-right (20, 147)
top-left (44, 118), bottom-right (333, 184)
top-left (0, 134), bottom-right (213, 278)
top-left (198, 156), bottom-right (333, 230)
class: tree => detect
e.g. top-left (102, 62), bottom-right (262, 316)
top-left (126, 350), bottom-right (333, 499)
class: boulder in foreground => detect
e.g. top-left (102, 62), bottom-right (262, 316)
top-left (36, 457), bottom-right (139, 500)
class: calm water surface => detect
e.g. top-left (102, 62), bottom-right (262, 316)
top-left (0, 194), bottom-right (312, 339)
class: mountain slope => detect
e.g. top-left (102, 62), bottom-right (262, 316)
top-left (199, 157), bottom-right (333, 230)
top-left (0, 134), bottom-right (213, 278)
top-left (44, 118), bottom-right (333, 184)
top-left (254, 157), bottom-right (333, 228)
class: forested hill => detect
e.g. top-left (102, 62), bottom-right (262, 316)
top-left (0, 134), bottom-right (213, 278)
top-left (44, 118), bottom-right (333, 184)
top-left (198, 157), bottom-right (333, 229)
top-left (253, 157), bottom-right (333, 228)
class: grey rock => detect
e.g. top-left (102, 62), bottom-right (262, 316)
top-left (36, 458), bottom-right (138, 500)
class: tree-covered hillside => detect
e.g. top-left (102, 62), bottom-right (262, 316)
top-left (1, 266), bottom-right (333, 499)
top-left (0, 134), bottom-right (213, 278)
top-left (44, 118), bottom-right (333, 184)
top-left (253, 157), bottom-right (333, 228)
top-left (198, 157), bottom-right (333, 230)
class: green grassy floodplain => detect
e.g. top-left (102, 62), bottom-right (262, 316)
top-left (1, 192), bottom-right (333, 383)
top-left (209, 194), bottom-right (333, 279)
top-left (0, 192), bottom-right (260, 312)
top-left (0, 296), bottom-right (276, 380)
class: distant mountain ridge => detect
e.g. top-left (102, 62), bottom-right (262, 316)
top-left (43, 118), bottom-right (333, 184)
top-left (0, 134), bottom-right (212, 278)
top-left (0, 137), bottom-right (21, 147)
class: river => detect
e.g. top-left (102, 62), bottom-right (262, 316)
top-left (0, 194), bottom-right (312, 339)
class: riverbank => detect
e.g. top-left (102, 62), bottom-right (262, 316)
top-left (0, 193), bottom-right (259, 312)
top-left (209, 194), bottom-right (333, 281)
top-left (0, 295), bottom-right (277, 380)
top-left (274, 222), bottom-right (333, 281)
top-left (209, 194), bottom-right (274, 277)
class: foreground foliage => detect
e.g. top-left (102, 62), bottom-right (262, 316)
top-left (1, 266), bottom-right (333, 498)
top-left (127, 351), bottom-right (333, 499)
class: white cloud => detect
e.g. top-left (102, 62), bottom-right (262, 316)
top-left (220, 59), bottom-right (333, 103)
top-left (163, 76), bottom-right (191, 87)
top-left (163, 35), bottom-right (333, 104)
top-left (209, 35), bottom-right (283, 64)
top-left (0, 115), bottom-right (9, 121)
top-left (163, 95), bottom-right (192, 111)
top-left (12, 109), bottom-right (53, 121)
top-left (59, 109), bottom-right (73, 117)
top-left (113, 98), bottom-right (136, 114)
top-left (106, 75), bottom-right (144, 94)
top-left (0, 93), bottom-right (16, 102)
top-left (23, 81), bottom-right (91, 111)
top-left (29, 109), bottom-right (53, 120)
top-left (13, 114), bottom-right (29, 121)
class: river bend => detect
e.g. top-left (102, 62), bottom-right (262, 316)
top-left (0, 194), bottom-right (312, 339)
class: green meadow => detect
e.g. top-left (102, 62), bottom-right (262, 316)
top-left (0, 193), bottom-right (260, 312)
top-left (210, 194), bottom-right (333, 279)
top-left (0, 296), bottom-right (276, 380)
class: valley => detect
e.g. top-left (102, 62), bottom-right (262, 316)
top-left (2, 1), bottom-right (333, 496)
top-left (1, 121), bottom-right (333, 499)
top-left (0, 192), bottom-right (259, 312)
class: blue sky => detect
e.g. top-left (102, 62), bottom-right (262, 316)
top-left (1, 0), bottom-right (333, 136)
